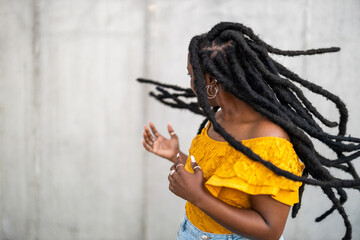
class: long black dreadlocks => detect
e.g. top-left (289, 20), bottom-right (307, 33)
top-left (137, 22), bottom-right (360, 240)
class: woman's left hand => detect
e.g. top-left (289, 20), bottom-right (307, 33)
top-left (168, 154), bottom-right (206, 204)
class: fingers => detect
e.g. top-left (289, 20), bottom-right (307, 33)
top-left (169, 184), bottom-right (175, 193)
top-left (175, 153), bottom-right (180, 165)
top-left (143, 127), bottom-right (155, 149)
top-left (169, 156), bottom-right (179, 179)
top-left (167, 123), bottom-right (178, 139)
top-left (169, 153), bottom-right (184, 179)
top-left (190, 155), bottom-right (202, 175)
top-left (176, 164), bottom-right (185, 171)
top-left (149, 122), bottom-right (161, 138)
top-left (170, 163), bottom-right (176, 171)
top-left (168, 168), bottom-right (176, 183)
top-left (178, 152), bottom-right (185, 165)
top-left (168, 176), bottom-right (178, 194)
top-left (142, 139), bottom-right (153, 152)
top-left (174, 153), bottom-right (186, 174)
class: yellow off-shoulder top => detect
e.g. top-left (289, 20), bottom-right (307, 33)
top-left (184, 123), bottom-right (304, 234)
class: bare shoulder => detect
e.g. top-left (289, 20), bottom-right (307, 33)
top-left (254, 119), bottom-right (290, 141)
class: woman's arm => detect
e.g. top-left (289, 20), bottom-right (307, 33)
top-left (169, 156), bottom-right (290, 240)
top-left (195, 190), bottom-right (290, 240)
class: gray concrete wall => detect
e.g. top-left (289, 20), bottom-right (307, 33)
top-left (0, 0), bottom-right (359, 239)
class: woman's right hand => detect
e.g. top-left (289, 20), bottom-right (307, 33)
top-left (142, 122), bottom-right (180, 163)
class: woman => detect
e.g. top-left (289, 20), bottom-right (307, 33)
top-left (139, 22), bottom-right (360, 240)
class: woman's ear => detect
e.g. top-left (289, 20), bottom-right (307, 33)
top-left (204, 74), bottom-right (217, 85)
top-left (204, 73), bottom-right (212, 84)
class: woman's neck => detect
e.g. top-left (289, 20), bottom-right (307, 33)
top-left (216, 90), bottom-right (264, 124)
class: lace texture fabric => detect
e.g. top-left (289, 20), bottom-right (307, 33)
top-left (184, 124), bottom-right (304, 234)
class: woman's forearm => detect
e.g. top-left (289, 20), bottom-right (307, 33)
top-left (193, 191), bottom-right (282, 240)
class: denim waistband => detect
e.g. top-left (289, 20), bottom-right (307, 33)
top-left (178, 214), bottom-right (246, 240)
top-left (178, 214), bottom-right (285, 240)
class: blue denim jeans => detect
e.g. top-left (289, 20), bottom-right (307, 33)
top-left (177, 214), bottom-right (285, 240)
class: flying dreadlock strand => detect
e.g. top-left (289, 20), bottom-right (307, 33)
top-left (316, 187), bottom-right (348, 222)
top-left (292, 168), bottom-right (308, 217)
top-left (152, 87), bottom-right (203, 115)
top-left (207, 22), bottom-right (341, 56)
top-left (136, 78), bottom-right (204, 115)
top-left (274, 61), bottom-right (349, 135)
top-left (137, 78), bottom-right (194, 93)
top-left (246, 40), bottom-right (339, 129)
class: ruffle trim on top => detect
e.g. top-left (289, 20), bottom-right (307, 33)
top-left (185, 125), bottom-right (304, 206)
